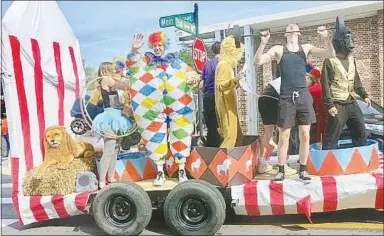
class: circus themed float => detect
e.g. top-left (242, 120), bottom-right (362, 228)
top-left (2, 2), bottom-right (383, 236)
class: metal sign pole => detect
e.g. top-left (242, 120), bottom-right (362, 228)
top-left (194, 3), bottom-right (199, 35)
top-left (193, 3), bottom-right (205, 143)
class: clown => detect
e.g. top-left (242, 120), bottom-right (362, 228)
top-left (215, 35), bottom-right (245, 148)
top-left (305, 63), bottom-right (326, 143)
top-left (321, 25), bottom-right (370, 150)
top-left (125, 32), bottom-right (200, 186)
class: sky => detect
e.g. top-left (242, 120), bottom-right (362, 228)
top-left (1, 1), bottom-right (340, 69)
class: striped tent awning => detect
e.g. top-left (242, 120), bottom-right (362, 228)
top-left (2, 1), bottom-right (94, 226)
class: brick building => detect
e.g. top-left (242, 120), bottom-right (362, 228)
top-left (177, 1), bottom-right (384, 135)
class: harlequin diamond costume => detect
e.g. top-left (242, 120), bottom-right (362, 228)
top-left (126, 32), bottom-right (200, 186)
top-left (321, 26), bottom-right (370, 150)
top-left (215, 35), bottom-right (245, 148)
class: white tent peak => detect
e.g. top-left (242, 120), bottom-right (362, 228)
top-left (2, 1), bottom-right (76, 45)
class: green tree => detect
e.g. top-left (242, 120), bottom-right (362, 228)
top-left (177, 48), bottom-right (196, 70)
top-left (177, 49), bottom-right (202, 94)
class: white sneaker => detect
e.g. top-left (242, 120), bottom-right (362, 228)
top-left (178, 169), bottom-right (188, 183)
top-left (284, 164), bottom-right (297, 176)
top-left (153, 171), bottom-right (166, 186)
top-left (257, 162), bottom-right (273, 174)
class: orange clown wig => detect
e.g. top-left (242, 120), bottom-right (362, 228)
top-left (147, 31), bottom-right (170, 49)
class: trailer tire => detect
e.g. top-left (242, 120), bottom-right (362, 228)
top-left (92, 182), bottom-right (152, 236)
top-left (177, 179), bottom-right (226, 210)
top-left (164, 180), bottom-right (226, 235)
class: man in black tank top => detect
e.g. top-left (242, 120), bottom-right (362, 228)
top-left (254, 23), bottom-right (336, 183)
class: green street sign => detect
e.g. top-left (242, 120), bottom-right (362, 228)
top-left (159, 12), bottom-right (194, 28)
top-left (175, 16), bottom-right (196, 35)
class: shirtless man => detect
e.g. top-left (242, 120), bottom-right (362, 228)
top-left (254, 24), bottom-right (335, 183)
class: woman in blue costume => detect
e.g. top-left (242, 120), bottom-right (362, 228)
top-left (91, 61), bottom-right (132, 188)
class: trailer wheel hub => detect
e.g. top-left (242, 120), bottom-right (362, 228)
top-left (177, 197), bottom-right (210, 230)
top-left (105, 195), bottom-right (136, 227)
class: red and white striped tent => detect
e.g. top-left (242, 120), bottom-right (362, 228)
top-left (2, 1), bottom-right (94, 225)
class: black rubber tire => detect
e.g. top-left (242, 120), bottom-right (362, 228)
top-left (177, 179), bottom-right (226, 210)
top-left (164, 180), bottom-right (226, 235)
top-left (92, 182), bottom-right (152, 236)
top-left (70, 118), bottom-right (87, 135)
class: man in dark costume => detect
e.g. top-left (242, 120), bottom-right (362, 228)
top-left (201, 42), bottom-right (222, 147)
top-left (321, 25), bottom-right (371, 150)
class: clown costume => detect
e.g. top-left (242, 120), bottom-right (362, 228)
top-left (125, 32), bottom-right (200, 186)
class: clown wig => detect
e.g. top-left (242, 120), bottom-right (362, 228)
top-left (147, 31), bottom-right (171, 50)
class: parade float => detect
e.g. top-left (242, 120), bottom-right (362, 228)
top-left (2, 1), bottom-right (383, 236)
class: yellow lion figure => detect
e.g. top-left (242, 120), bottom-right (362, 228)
top-left (23, 126), bottom-right (96, 196)
top-left (34, 125), bottom-right (94, 178)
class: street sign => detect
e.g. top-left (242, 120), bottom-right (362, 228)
top-left (159, 12), bottom-right (194, 28)
top-left (192, 38), bottom-right (207, 73)
top-left (175, 16), bottom-right (196, 35)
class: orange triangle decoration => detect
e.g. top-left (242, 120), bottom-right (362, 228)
top-left (143, 159), bottom-right (158, 180)
top-left (121, 168), bottom-right (133, 181)
top-left (122, 160), bottom-right (143, 182)
top-left (368, 147), bottom-right (380, 171)
top-left (114, 171), bottom-right (121, 181)
top-left (306, 159), bottom-right (318, 175)
top-left (317, 151), bottom-right (345, 176)
top-left (345, 149), bottom-right (368, 174)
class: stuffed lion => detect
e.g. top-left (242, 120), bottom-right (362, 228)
top-left (23, 125), bottom-right (96, 196)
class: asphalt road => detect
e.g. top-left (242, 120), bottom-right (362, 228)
top-left (1, 156), bottom-right (383, 235)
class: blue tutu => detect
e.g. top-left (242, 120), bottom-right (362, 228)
top-left (92, 108), bottom-right (132, 136)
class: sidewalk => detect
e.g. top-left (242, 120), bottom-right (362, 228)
top-left (1, 156), bottom-right (11, 176)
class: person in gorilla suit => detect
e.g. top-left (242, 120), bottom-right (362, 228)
top-left (321, 24), bottom-right (371, 150)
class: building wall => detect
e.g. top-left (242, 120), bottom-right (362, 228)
top-left (251, 10), bottom-right (383, 135)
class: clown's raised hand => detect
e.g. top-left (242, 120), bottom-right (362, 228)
top-left (132, 34), bottom-right (144, 51)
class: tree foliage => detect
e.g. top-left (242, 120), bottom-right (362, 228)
top-left (176, 48), bottom-right (201, 94)
top-left (177, 48), bottom-right (196, 70)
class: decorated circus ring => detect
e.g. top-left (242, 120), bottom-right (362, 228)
top-left (2, 2), bottom-right (383, 236)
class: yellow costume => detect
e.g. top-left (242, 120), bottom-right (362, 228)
top-left (215, 36), bottom-right (245, 148)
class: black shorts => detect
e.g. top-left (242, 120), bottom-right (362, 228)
top-left (277, 89), bottom-right (316, 128)
top-left (258, 84), bottom-right (279, 125)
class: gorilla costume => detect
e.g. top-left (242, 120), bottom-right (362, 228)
top-left (321, 24), bottom-right (369, 150)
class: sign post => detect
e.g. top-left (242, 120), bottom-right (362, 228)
top-left (194, 3), bottom-right (199, 35)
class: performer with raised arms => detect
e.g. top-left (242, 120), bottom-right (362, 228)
top-left (125, 32), bottom-right (200, 186)
top-left (254, 24), bottom-right (335, 183)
